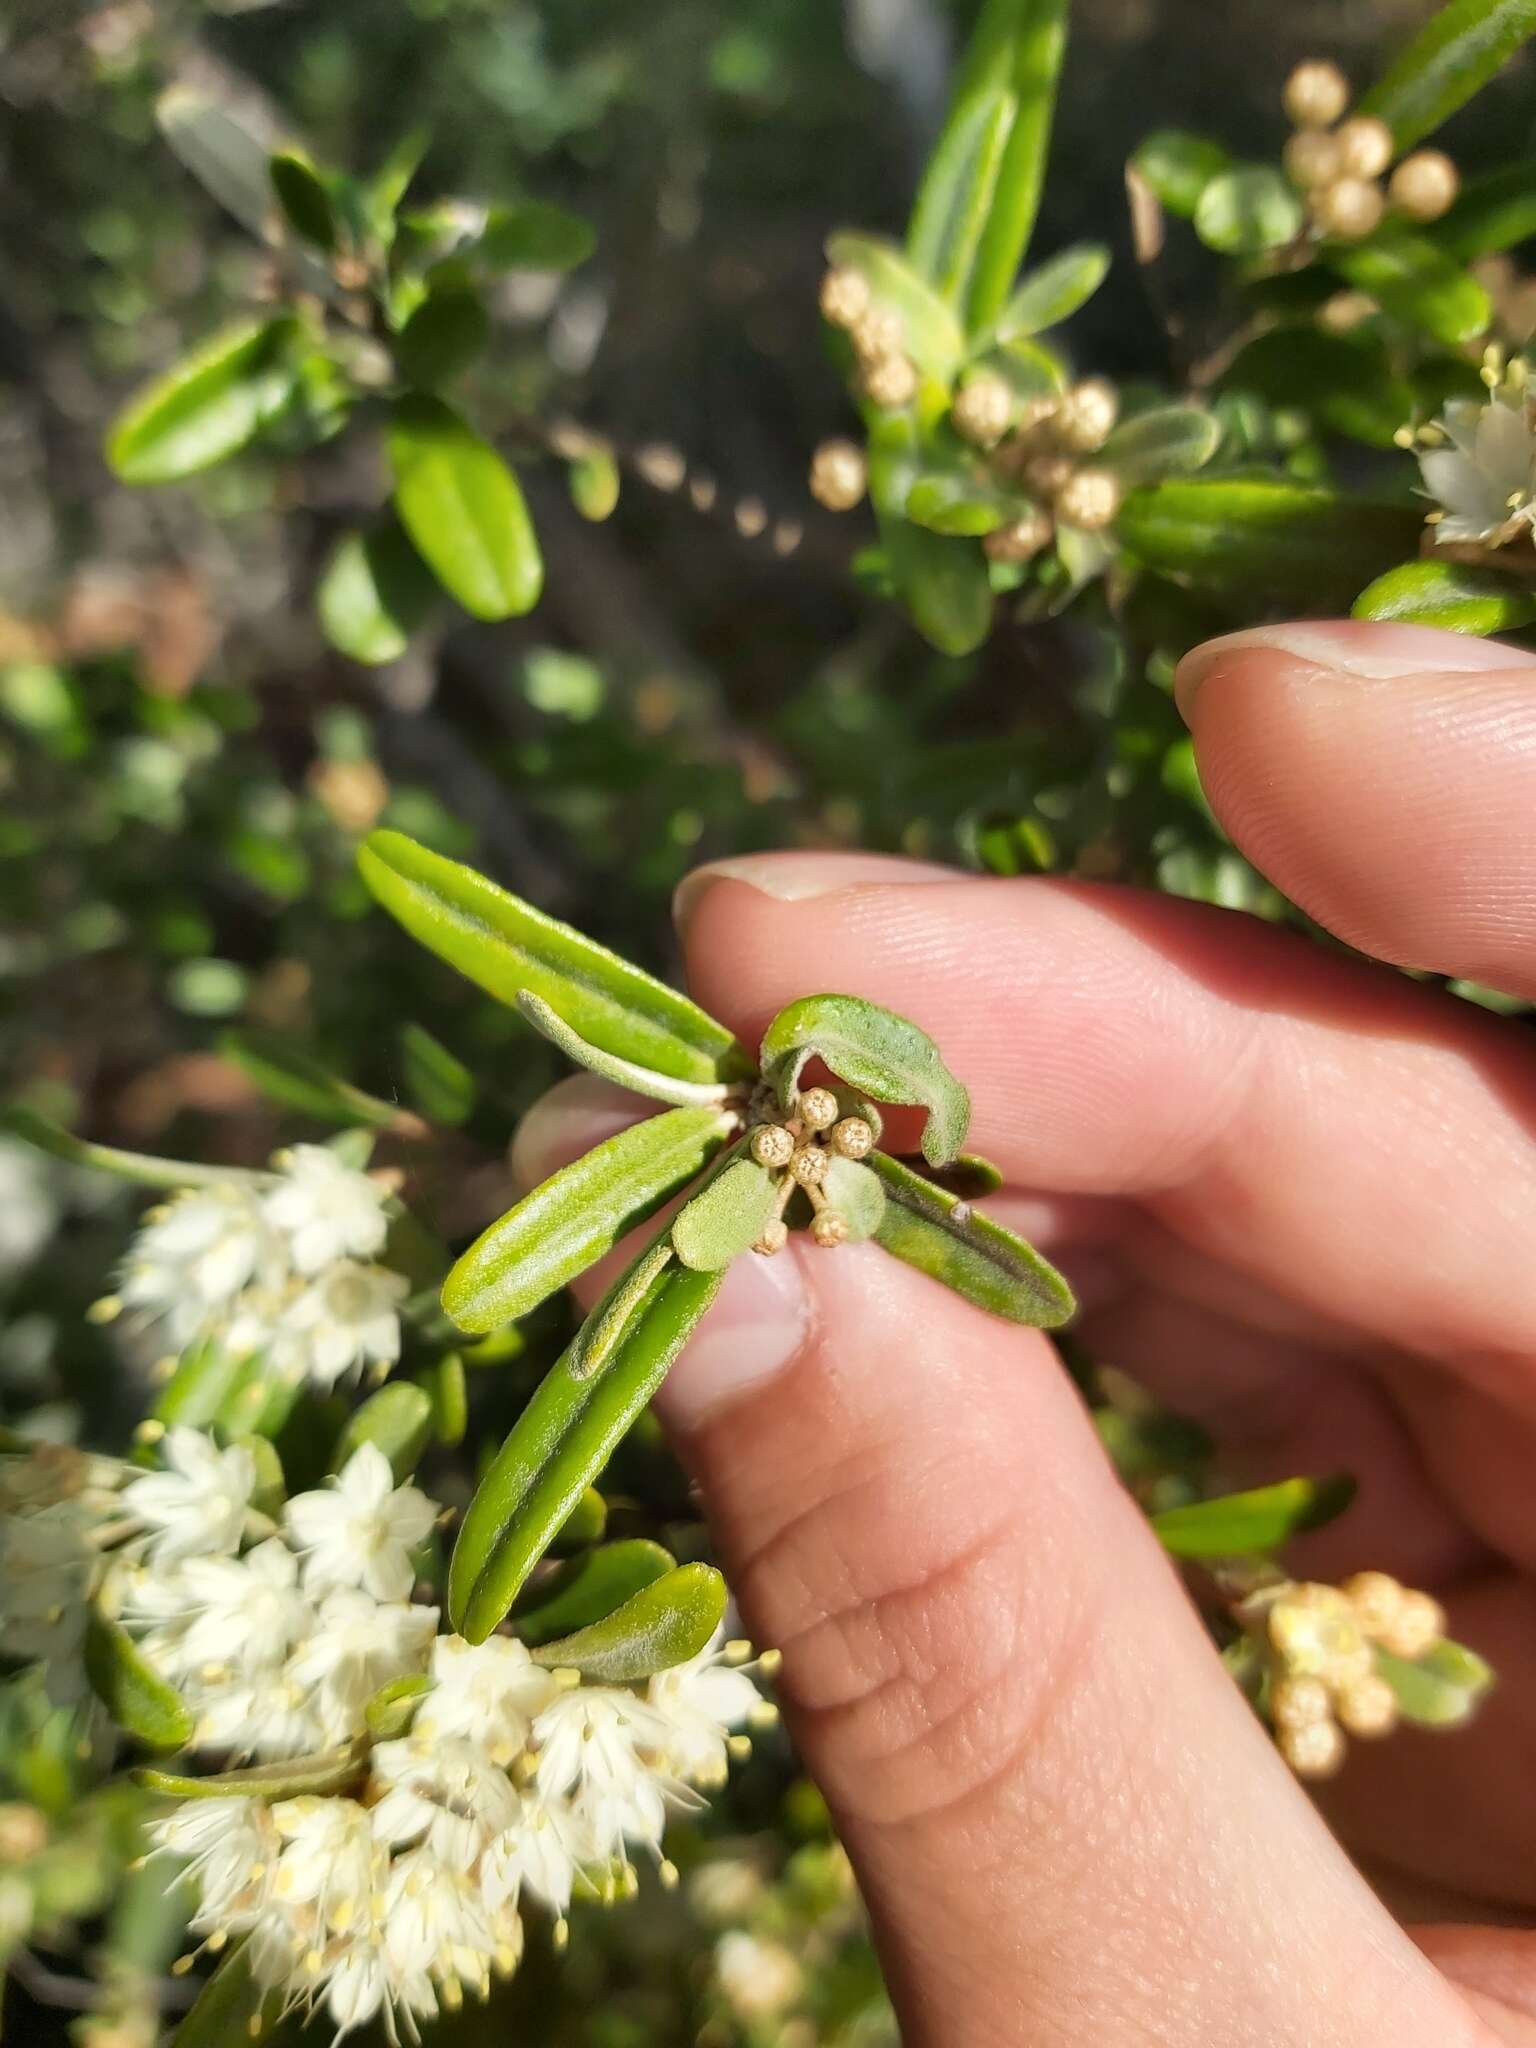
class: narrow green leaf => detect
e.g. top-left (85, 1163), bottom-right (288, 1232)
top-left (387, 394), bottom-right (542, 620)
top-left (976, 335), bottom-right (1067, 400)
top-left (331, 1383), bottom-right (433, 1479)
top-left (1353, 557), bottom-right (1536, 634)
top-left (1360, 0), bottom-right (1536, 151)
top-left (1326, 229), bottom-right (1491, 347)
top-left (529, 1563), bottom-right (728, 1681)
top-left (219, 1030), bottom-right (401, 1128)
top-left (171, 1939), bottom-right (284, 2048)
top-left (397, 1022), bottom-right (476, 1126)
top-left (395, 288), bottom-right (490, 388)
top-left (1433, 157), bottom-right (1536, 260)
top-left (151, 1341), bottom-right (251, 1431)
top-left (269, 149), bottom-right (336, 251)
top-left (907, 1151), bottom-right (1005, 1199)
top-left (425, 1352), bottom-right (468, 1447)
top-left (140, 1742), bottom-right (368, 1801)
top-left (868, 1149), bottom-right (1075, 1326)
top-left (1098, 404), bottom-right (1220, 482)
top-left (987, 242), bottom-right (1110, 341)
top-left (365, 129), bottom-right (429, 241)
top-left (1151, 1475), bottom-right (1355, 1558)
top-left (883, 517), bottom-right (994, 654)
top-left (958, 0), bottom-right (1071, 332)
top-left (761, 993), bottom-right (970, 1167)
top-left (359, 830), bottom-right (749, 1085)
top-left (1094, 1404), bottom-right (1213, 1484)
top-left (824, 232), bottom-right (966, 379)
top-left (449, 1254), bottom-right (723, 1639)
top-left (570, 1241), bottom-right (676, 1384)
top-left (442, 1105), bottom-right (730, 1332)
top-left (671, 1155), bottom-right (777, 1271)
top-left (364, 1674), bottom-right (432, 1739)
top-left (1374, 1637), bottom-right (1494, 1727)
top-left (479, 202), bottom-right (595, 272)
top-left (107, 319), bottom-right (296, 484)
top-left (823, 1156), bottom-right (886, 1241)
top-left (1116, 479), bottom-right (1424, 606)
top-left (1193, 166), bottom-right (1303, 255)
top-left (2, 1107), bottom-right (269, 1191)
top-left (906, 87), bottom-right (1015, 302)
top-left (518, 991), bottom-right (733, 1108)
top-left (513, 1539), bottom-right (675, 1646)
top-left (84, 1615), bottom-right (193, 1752)
top-left (318, 519), bottom-right (439, 666)
top-left (1130, 130), bottom-right (1231, 217)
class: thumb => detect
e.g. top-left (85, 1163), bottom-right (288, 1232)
top-left (515, 1121), bottom-right (1475, 2048)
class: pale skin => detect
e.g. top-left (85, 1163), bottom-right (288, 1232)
top-left (517, 620), bottom-right (1536, 2045)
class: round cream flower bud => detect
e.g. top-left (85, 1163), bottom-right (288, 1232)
top-left (789, 1145), bottom-right (829, 1188)
top-left (1280, 1716), bottom-right (1346, 1779)
top-left (830, 1115), bottom-right (874, 1159)
top-left (951, 373), bottom-right (1014, 449)
top-left (797, 1087), bottom-right (840, 1132)
top-left (753, 1218), bottom-right (789, 1256)
top-left (1270, 1674), bottom-right (1332, 1733)
top-left (1313, 177), bottom-right (1386, 241)
top-left (809, 439), bottom-right (867, 512)
top-left (1341, 1570), bottom-right (1402, 1640)
top-left (0, 1804), bottom-right (47, 1864)
top-left (819, 265), bottom-right (871, 330)
top-left (1055, 467), bottom-right (1122, 531)
top-left (1283, 130), bottom-right (1343, 192)
top-left (1333, 116), bottom-right (1393, 181)
top-left (850, 307), bottom-right (904, 363)
top-left (1375, 1589), bottom-right (1445, 1662)
top-left (1336, 1675), bottom-right (1399, 1739)
top-left (1390, 150), bottom-right (1459, 222)
top-left (1283, 59), bottom-right (1349, 130)
top-left (861, 353), bottom-right (918, 410)
top-left (811, 1211), bottom-right (849, 1248)
top-left (750, 1124), bottom-right (796, 1170)
top-left (1024, 452), bottom-right (1076, 499)
top-left (983, 509), bottom-right (1054, 563)
top-left (1055, 378), bottom-right (1119, 453)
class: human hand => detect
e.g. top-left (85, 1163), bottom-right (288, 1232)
top-left (517, 620), bottom-right (1536, 2047)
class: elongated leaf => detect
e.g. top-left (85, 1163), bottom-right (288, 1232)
top-left (387, 394), bottom-right (542, 620)
top-left (956, 0), bottom-right (1071, 331)
top-left (398, 1022), bottom-right (476, 1126)
top-left (1116, 479), bottom-right (1423, 606)
top-left (868, 1150), bottom-right (1074, 1326)
top-left (108, 319), bottom-right (296, 484)
top-left (2, 1107), bottom-right (270, 1191)
top-left (1099, 405), bottom-right (1220, 482)
top-left (331, 1383), bottom-right (433, 1479)
top-left (364, 1674), bottom-right (432, 1739)
top-left (672, 1155), bottom-right (777, 1271)
top-left (358, 830), bottom-right (750, 1084)
top-left (1360, 0), bottom-right (1536, 151)
top-left (269, 149), bottom-right (335, 250)
top-left (761, 994), bottom-right (970, 1167)
top-left (172, 1939), bottom-right (284, 2048)
top-left (1151, 1475), bottom-right (1355, 1559)
top-left (395, 288), bottom-right (490, 388)
top-left (884, 514), bottom-right (995, 654)
top-left (151, 1341), bottom-right (251, 1431)
top-left (530, 1563), bottom-right (727, 1680)
top-left (1353, 558), bottom-right (1536, 633)
top-left (1194, 166), bottom-right (1303, 256)
top-left (1326, 230), bottom-right (1491, 347)
top-left (84, 1615), bottom-right (193, 1751)
top-left (219, 1030), bottom-right (402, 1128)
top-left (317, 518), bottom-right (438, 665)
top-left (1218, 330), bottom-right (1414, 451)
top-left (570, 1241), bottom-right (675, 1383)
top-left (1433, 158), bottom-right (1536, 259)
top-left (423, 1351), bottom-right (468, 1447)
top-left (443, 1105), bottom-right (729, 1332)
top-left (906, 88), bottom-right (1016, 306)
top-left (156, 83), bottom-right (278, 240)
top-left (909, 1151), bottom-right (1005, 1199)
top-left (450, 1255), bottom-right (723, 1639)
top-left (1130, 130), bottom-right (1231, 217)
top-left (140, 1742), bottom-right (368, 1801)
top-left (514, 1539), bottom-right (676, 1646)
top-left (518, 991), bottom-right (732, 1108)
top-left (906, 472), bottom-right (1018, 536)
top-left (823, 1156), bottom-right (886, 1241)
top-left (1375, 1638), bottom-right (1494, 1727)
top-left (824, 232), bottom-right (965, 379)
top-left (988, 242), bottom-right (1110, 341)
top-left (479, 202), bottom-right (595, 271)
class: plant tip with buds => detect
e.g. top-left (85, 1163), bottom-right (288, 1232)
top-left (818, 265), bottom-right (871, 330)
top-left (829, 1115), bottom-right (873, 1159)
top-left (951, 373), bottom-right (1013, 449)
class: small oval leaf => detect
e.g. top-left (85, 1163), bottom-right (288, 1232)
top-left (824, 231), bottom-right (966, 380)
top-left (1150, 1475), bottom-right (1356, 1559)
top-left (108, 319), bottom-right (297, 484)
top-left (1130, 130), bottom-right (1231, 217)
top-left (387, 393), bottom-right (543, 620)
top-left (84, 1614), bottom-right (194, 1752)
top-left (1099, 405), bottom-right (1220, 482)
top-left (479, 202), bottom-right (595, 272)
top-left (1352, 558), bottom-right (1536, 634)
top-left (529, 1563), bottom-right (728, 1681)
top-left (868, 1149), bottom-right (1074, 1327)
top-left (442, 1105), bottom-right (730, 1332)
top-left (330, 1382), bottom-right (433, 1479)
top-left (989, 241), bottom-right (1111, 341)
top-left (761, 993), bottom-right (970, 1168)
top-left (671, 1155), bottom-right (777, 1271)
top-left (269, 149), bottom-right (336, 251)
top-left (1374, 1637), bottom-right (1494, 1728)
top-left (425, 1352), bottom-right (468, 1447)
top-left (513, 1539), bottom-right (676, 1646)
top-left (1193, 166), bottom-right (1303, 256)
top-left (823, 1155), bottom-right (886, 1241)
top-left (317, 519), bottom-right (439, 666)
top-left (394, 288), bottom-right (490, 389)
top-left (364, 1673), bottom-right (433, 1740)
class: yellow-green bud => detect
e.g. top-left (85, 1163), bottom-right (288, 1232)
top-left (1336, 1675), bottom-right (1398, 1739)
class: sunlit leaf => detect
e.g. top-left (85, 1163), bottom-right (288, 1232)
top-left (513, 1539), bottom-right (676, 1646)
top-left (987, 241), bottom-right (1110, 341)
top-left (1375, 1637), bottom-right (1495, 1727)
top-left (1353, 557), bottom-right (1536, 633)
top-left (1360, 0), bottom-right (1536, 152)
top-left (1193, 166), bottom-right (1303, 255)
top-left (868, 1149), bottom-right (1074, 1326)
top-left (824, 232), bottom-right (966, 379)
top-left (761, 993), bottom-right (970, 1167)
top-left (529, 1563), bottom-right (728, 1681)
top-left (517, 991), bottom-right (734, 1108)
top-left (1325, 229), bottom-right (1491, 347)
top-left (1151, 1475), bottom-right (1355, 1558)
top-left (107, 319), bottom-right (297, 484)
top-left (1130, 130), bottom-right (1231, 217)
top-left (823, 1155), bottom-right (886, 1240)
top-left (84, 1615), bottom-right (193, 1751)
top-left (364, 1674), bottom-right (432, 1740)
top-left (1099, 404), bottom-right (1220, 481)
top-left (671, 1154), bottom-right (777, 1271)
top-left (387, 394), bottom-right (542, 620)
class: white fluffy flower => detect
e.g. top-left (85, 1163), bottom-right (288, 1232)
top-left (150, 1796), bottom-right (277, 1931)
top-left (284, 1446), bottom-right (436, 1603)
top-left (155, 1539), bottom-right (313, 1684)
top-left (286, 1589), bottom-right (438, 1746)
top-left (413, 1634), bottom-right (560, 1765)
top-left (119, 1185), bottom-right (275, 1350)
top-left (264, 1146), bottom-right (391, 1276)
top-left (282, 1263), bottom-right (408, 1388)
top-left (370, 1736), bottom-right (521, 1871)
top-left (481, 1794), bottom-right (589, 1918)
top-left (1420, 390), bottom-right (1536, 546)
top-left (647, 1629), bottom-right (764, 1787)
top-left (271, 1797), bottom-right (382, 1930)
top-left (382, 1847), bottom-right (496, 1986)
top-left (531, 1687), bottom-right (679, 1861)
top-left (121, 1427), bottom-right (254, 1563)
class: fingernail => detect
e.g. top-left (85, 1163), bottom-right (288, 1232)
top-left (1175, 620), bottom-right (1536, 717)
top-left (654, 1240), bottom-right (811, 1430)
top-left (674, 851), bottom-right (960, 937)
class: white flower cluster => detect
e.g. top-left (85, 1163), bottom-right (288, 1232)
top-left (114, 1146), bottom-right (407, 1390)
top-left (125, 1435), bottom-right (770, 2042)
top-left (1419, 367), bottom-right (1536, 549)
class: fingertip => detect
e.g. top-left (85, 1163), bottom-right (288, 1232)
top-left (509, 1073), bottom-right (656, 1190)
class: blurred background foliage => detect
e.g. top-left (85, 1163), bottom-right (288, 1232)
top-left (2, 1), bottom-right (1534, 2039)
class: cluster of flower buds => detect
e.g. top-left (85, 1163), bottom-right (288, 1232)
top-left (1281, 59), bottom-right (1458, 239)
top-left (819, 263), bottom-right (918, 412)
top-left (1252, 1571), bottom-right (1445, 1779)
top-left (748, 1088), bottom-right (875, 1252)
top-left (980, 378), bottom-right (1124, 555)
